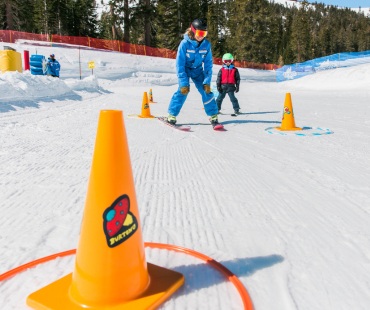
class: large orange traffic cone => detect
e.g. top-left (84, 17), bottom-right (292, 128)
top-left (276, 92), bottom-right (302, 131)
top-left (138, 92), bottom-right (155, 118)
top-left (27, 110), bottom-right (184, 310)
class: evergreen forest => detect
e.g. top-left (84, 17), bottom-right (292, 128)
top-left (1, 0), bottom-right (369, 65)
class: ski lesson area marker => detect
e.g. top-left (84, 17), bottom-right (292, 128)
top-left (88, 60), bottom-right (95, 75)
top-left (265, 126), bottom-right (334, 136)
top-left (0, 243), bottom-right (254, 310)
top-left (267, 92), bottom-right (333, 136)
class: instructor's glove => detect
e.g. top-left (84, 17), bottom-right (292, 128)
top-left (203, 84), bottom-right (211, 94)
top-left (235, 85), bottom-right (239, 93)
top-left (180, 86), bottom-right (189, 95)
top-left (217, 85), bottom-right (222, 93)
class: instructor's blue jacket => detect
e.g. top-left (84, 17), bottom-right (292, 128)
top-left (176, 34), bottom-right (213, 87)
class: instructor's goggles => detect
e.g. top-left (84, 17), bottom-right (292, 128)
top-left (191, 25), bottom-right (207, 37)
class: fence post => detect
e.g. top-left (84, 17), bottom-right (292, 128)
top-left (24, 50), bottom-right (30, 70)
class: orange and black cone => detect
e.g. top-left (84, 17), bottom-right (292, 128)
top-left (276, 92), bottom-right (302, 131)
top-left (27, 110), bottom-right (184, 310)
top-left (138, 92), bottom-right (155, 118)
top-left (148, 88), bottom-right (155, 103)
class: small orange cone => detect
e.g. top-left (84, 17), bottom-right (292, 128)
top-left (276, 92), bottom-right (302, 131)
top-left (138, 92), bottom-right (155, 118)
top-left (27, 110), bottom-right (184, 309)
top-left (148, 88), bottom-right (155, 103)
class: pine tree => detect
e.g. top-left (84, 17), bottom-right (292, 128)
top-left (357, 13), bottom-right (370, 51)
top-left (178, 0), bottom-right (202, 32)
top-left (129, 0), bottom-right (152, 45)
top-left (288, 1), bottom-right (311, 62)
top-left (0, 0), bottom-right (25, 31)
top-left (226, 0), bottom-right (248, 62)
top-left (68, 0), bottom-right (98, 37)
top-left (272, 2), bottom-right (288, 64)
top-left (0, 3), bottom-right (4, 29)
top-left (154, 0), bottom-right (181, 50)
top-left (32, 0), bottom-right (46, 34)
top-left (33, 0), bottom-right (65, 34)
top-left (98, 0), bottom-right (125, 41)
top-left (207, 0), bottom-right (229, 58)
top-left (227, 0), bottom-right (278, 63)
top-left (123, 0), bottom-right (130, 43)
top-left (128, 0), bottom-right (159, 46)
top-left (18, 0), bottom-right (35, 32)
top-left (281, 6), bottom-right (295, 64)
top-left (50, 0), bottom-right (69, 35)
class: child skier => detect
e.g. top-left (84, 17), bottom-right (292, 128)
top-left (216, 53), bottom-right (241, 114)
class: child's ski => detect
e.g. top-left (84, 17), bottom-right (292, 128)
top-left (157, 117), bottom-right (191, 131)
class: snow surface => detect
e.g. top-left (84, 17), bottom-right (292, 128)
top-left (1, 42), bottom-right (370, 310)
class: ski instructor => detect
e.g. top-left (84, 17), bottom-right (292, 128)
top-left (166, 18), bottom-right (221, 128)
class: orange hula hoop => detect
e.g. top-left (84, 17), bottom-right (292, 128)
top-left (0, 242), bottom-right (254, 310)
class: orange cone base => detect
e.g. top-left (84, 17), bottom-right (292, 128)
top-left (27, 263), bottom-right (184, 310)
top-left (275, 126), bottom-right (302, 131)
top-left (138, 114), bottom-right (155, 118)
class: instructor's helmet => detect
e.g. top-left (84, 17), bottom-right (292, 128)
top-left (191, 18), bottom-right (208, 37)
top-left (222, 53), bottom-right (234, 66)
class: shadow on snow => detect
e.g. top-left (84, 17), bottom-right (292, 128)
top-left (171, 254), bottom-right (284, 295)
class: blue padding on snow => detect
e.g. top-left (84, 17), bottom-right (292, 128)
top-left (30, 54), bottom-right (46, 76)
top-left (276, 50), bottom-right (370, 82)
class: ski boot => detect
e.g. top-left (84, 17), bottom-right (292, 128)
top-left (210, 114), bottom-right (224, 130)
top-left (167, 114), bottom-right (177, 125)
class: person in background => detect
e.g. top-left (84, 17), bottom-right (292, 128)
top-left (46, 54), bottom-right (61, 78)
top-left (167, 18), bottom-right (221, 128)
top-left (216, 53), bottom-right (241, 114)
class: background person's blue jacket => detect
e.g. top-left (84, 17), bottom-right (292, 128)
top-left (176, 34), bottom-right (213, 87)
top-left (46, 58), bottom-right (61, 77)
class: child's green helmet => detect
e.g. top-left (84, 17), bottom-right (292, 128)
top-left (222, 53), bottom-right (234, 64)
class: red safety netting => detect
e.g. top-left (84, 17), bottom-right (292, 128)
top-left (0, 30), bottom-right (279, 70)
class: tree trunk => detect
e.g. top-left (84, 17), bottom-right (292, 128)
top-left (5, 0), bottom-right (13, 30)
top-left (123, 0), bottom-right (130, 43)
top-left (144, 0), bottom-right (151, 46)
top-left (110, 3), bottom-right (116, 40)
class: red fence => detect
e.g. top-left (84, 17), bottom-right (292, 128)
top-left (213, 57), bottom-right (280, 70)
top-left (0, 30), bottom-right (279, 70)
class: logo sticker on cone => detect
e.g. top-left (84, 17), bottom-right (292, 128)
top-left (103, 194), bottom-right (138, 248)
top-left (27, 110), bottom-right (183, 310)
top-left (276, 92), bottom-right (302, 131)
